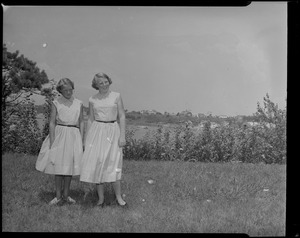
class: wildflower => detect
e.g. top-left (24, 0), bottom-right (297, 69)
top-left (263, 188), bottom-right (269, 192)
top-left (206, 199), bottom-right (211, 202)
top-left (148, 179), bottom-right (155, 184)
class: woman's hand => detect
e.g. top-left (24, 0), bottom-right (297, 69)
top-left (49, 140), bottom-right (54, 149)
top-left (49, 102), bottom-right (57, 150)
top-left (118, 137), bottom-right (126, 147)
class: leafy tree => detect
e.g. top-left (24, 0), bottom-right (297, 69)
top-left (2, 44), bottom-right (49, 113)
top-left (2, 44), bottom-right (57, 155)
top-left (255, 93), bottom-right (286, 126)
top-left (254, 93), bottom-right (286, 163)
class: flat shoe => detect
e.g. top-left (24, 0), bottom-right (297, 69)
top-left (96, 201), bottom-right (105, 207)
top-left (49, 197), bottom-right (62, 205)
top-left (116, 200), bottom-right (128, 208)
top-left (65, 196), bottom-right (76, 204)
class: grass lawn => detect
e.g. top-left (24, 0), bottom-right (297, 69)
top-left (2, 153), bottom-right (286, 235)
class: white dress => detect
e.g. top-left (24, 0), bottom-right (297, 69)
top-left (35, 97), bottom-right (83, 175)
top-left (80, 91), bottom-right (123, 183)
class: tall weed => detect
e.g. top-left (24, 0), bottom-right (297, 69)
top-left (124, 117), bottom-right (286, 164)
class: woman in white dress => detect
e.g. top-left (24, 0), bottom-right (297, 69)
top-left (36, 78), bottom-right (84, 205)
top-left (80, 73), bottom-right (127, 207)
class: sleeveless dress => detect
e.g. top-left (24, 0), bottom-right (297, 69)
top-left (35, 97), bottom-right (83, 175)
top-left (80, 91), bottom-right (123, 183)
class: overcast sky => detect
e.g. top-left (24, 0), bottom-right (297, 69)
top-left (3, 3), bottom-right (287, 116)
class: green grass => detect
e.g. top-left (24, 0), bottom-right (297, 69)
top-left (2, 153), bottom-right (286, 235)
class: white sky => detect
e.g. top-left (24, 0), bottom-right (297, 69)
top-left (3, 3), bottom-right (287, 116)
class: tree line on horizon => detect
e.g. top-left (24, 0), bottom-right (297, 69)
top-left (34, 103), bottom-right (259, 126)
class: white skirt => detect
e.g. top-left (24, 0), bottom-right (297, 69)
top-left (80, 121), bottom-right (122, 183)
top-left (36, 125), bottom-right (83, 175)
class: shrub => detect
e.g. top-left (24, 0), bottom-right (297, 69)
top-left (123, 94), bottom-right (286, 164)
top-left (2, 98), bottom-right (43, 155)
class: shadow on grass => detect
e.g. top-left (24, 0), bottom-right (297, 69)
top-left (37, 185), bottom-right (118, 209)
top-left (37, 190), bottom-right (56, 204)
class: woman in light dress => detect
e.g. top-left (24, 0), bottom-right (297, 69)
top-left (80, 72), bottom-right (127, 207)
top-left (36, 78), bottom-right (84, 205)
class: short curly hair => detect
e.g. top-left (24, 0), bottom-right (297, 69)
top-left (92, 73), bottom-right (112, 90)
top-left (56, 78), bottom-right (74, 93)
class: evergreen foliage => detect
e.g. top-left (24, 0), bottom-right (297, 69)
top-left (2, 44), bottom-right (51, 154)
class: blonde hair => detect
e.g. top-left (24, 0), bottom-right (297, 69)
top-left (56, 78), bottom-right (74, 93)
top-left (92, 72), bottom-right (112, 90)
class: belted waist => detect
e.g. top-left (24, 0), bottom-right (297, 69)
top-left (56, 124), bottom-right (79, 128)
top-left (95, 120), bottom-right (116, 123)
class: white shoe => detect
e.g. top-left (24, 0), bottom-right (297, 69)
top-left (65, 196), bottom-right (76, 204)
top-left (49, 197), bottom-right (62, 205)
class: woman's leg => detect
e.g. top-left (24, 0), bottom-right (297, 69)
top-left (62, 175), bottom-right (72, 199)
top-left (96, 183), bottom-right (105, 205)
top-left (55, 175), bottom-right (63, 199)
top-left (112, 180), bottom-right (126, 205)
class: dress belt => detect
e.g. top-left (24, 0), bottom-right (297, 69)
top-left (95, 120), bottom-right (116, 123)
top-left (57, 124), bottom-right (79, 128)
